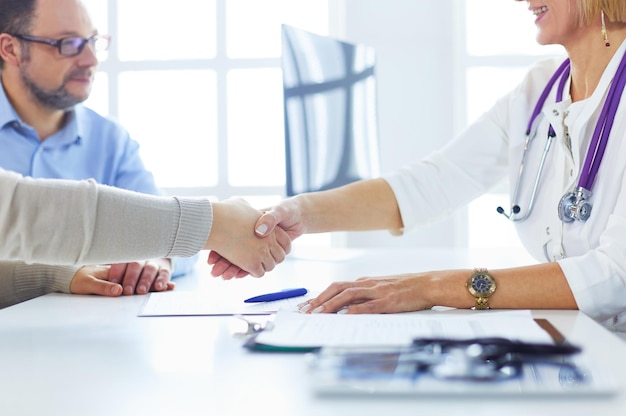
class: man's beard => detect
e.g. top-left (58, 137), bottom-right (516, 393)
top-left (19, 64), bottom-right (90, 111)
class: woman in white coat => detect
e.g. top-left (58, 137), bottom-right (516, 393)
top-left (226, 0), bottom-right (626, 335)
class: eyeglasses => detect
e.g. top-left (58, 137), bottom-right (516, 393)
top-left (10, 33), bottom-right (110, 57)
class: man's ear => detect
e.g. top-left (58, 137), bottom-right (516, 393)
top-left (0, 33), bottom-right (21, 66)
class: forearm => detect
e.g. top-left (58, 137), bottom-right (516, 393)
top-left (92, 191), bottom-right (212, 262)
top-left (429, 262), bottom-right (578, 310)
top-left (297, 178), bottom-right (404, 233)
top-left (0, 170), bottom-right (212, 265)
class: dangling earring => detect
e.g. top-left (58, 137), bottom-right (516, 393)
top-left (601, 10), bottom-right (611, 48)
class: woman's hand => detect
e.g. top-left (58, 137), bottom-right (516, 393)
top-left (298, 273), bottom-right (439, 314)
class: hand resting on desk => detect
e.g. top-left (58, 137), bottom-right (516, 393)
top-left (70, 262), bottom-right (175, 297)
top-left (298, 273), bottom-right (440, 314)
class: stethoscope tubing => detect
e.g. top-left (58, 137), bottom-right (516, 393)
top-left (505, 59), bottom-right (570, 221)
top-left (581, 55), bottom-right (626, 191)
top-left (503, 50), bottom-right (626, 222)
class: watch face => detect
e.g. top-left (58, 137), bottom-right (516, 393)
top-left (468, 273), bottom-right (496, 297)
top-left (473, 276), bottom-right (491, 292)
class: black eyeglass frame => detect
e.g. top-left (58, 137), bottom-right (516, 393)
top-left (8, 33), bottom-right (110, 57)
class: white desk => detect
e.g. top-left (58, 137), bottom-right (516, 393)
top-left (1, 247), bottom-right (625, 416)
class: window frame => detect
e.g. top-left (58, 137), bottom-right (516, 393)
top-left (92, 0), bottom-right (336, 200)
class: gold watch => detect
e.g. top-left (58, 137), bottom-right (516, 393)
top-left (466, 268), bottom-right (496, 310)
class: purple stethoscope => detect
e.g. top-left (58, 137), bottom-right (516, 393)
top-left (498, 52), bottom-right (626, 223)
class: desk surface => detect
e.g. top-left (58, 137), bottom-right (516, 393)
top-left (1, 247), bottom-right (625, 416)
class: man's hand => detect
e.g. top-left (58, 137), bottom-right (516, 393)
top-left (107, 258), bottom-right (175, 295)
top-left (70, 260), bottom-right (175, 297)
top-left (69, 265), bottom-right (123, 296)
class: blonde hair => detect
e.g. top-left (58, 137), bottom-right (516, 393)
top-left (578, 0), bottom-right (626, 25)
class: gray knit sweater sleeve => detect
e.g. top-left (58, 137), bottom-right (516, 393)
top-left (0, 169), bottom-right (212, 265)
top-left (0, 262), bottom-right (78, 308)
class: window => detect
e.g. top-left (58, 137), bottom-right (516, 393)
top-left (83, 0), bottom-right (329, 208)
top-left (461, 0), bottom-right (564, 249)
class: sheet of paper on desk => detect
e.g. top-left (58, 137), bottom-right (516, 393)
top-left (253, 310), bottom-right (554, 348)
top-left (138, 291), bottom-right (308, 316)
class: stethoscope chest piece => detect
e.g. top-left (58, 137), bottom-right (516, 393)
top-left (558, 187), bottom-right (592, 223)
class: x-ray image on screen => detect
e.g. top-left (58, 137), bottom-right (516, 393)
top-left (281, 25), bottom-right (380, 196)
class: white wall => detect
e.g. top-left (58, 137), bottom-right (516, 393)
top-left (329, 0), bottom-right (469, 248)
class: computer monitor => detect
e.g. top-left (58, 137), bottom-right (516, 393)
top-left (281, 24), bottom-right (380, 196)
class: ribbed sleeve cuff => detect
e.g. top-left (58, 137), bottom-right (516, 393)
top-left (13, 263), bottom-right (79, 299)
top-left (170, 197), bottom-right (213, 258)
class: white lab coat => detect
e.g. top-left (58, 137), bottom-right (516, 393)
top-left (384, 39), bottom-right (626, 334)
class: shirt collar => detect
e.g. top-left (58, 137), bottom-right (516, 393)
top-left (0, 77), bottom-right (83, 146)
top-left (0, 79), bottom-right (21, 129)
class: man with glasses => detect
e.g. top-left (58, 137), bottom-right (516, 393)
top-left (0, 0), bottom-right (195, 306)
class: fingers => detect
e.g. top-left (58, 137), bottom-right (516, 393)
top-left (298, 279), bottom-right (404, 314)
top-left (117, 261), bottom-right (144, 295)
top-left (108, 262), bottom-right (128, 285)
top-left (107, 260), bottom-right (173, 295)
top-left (143, 263), bottom-right (171, 293)
top-left (207, 250), bottom-right (222, 266)
top-left (300, 282), bottom-right (368, 313)
top-left (239, 221), bottom-right (293, 276)
top-left (82, 279), bottom-right (123, 297)
top-left (208, 254), bottom-right (247, 278)
top-left (223, 265), bottom-right (249, 280)
top-left (274, 226), bottom-right (292, 259)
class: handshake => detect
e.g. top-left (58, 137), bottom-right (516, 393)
top-left (205, 197), bottom-right (304, 279)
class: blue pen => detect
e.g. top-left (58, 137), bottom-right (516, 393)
top-left (244, 288), bottom-right (308, 303)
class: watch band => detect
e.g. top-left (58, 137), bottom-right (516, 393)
top-left (474, 296), bottom-right (490, 310)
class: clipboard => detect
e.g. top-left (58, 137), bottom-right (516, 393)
top-left (306, 320), bottom-right (617, 397)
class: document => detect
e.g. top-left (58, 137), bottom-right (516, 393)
top-left (252, 310), bottom-right (554, 349)
top-left (138, 290), bottom-right (309, 317)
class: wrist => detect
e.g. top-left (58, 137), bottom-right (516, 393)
top-left (286, 194), bottom-right (311, 234)
top-left (427, 270), bottom-right (477, 309)
top-left (205, 201), bottom-right (227, 250)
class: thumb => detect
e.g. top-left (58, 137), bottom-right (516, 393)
top-left (85, 279), bottom-right (123, 297)
top-left (255, 211), bottom-right (278, 237)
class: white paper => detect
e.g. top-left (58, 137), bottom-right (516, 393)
top-left (253, 310), bottom-right (554, 348)
top-left (138, 291), bottom-right (310, 316)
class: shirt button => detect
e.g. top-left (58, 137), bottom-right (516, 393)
top-left (570, 169), bottom-right (574, 177)
top-left (546, 227), bottom-right (550, 236)
top-left (553, 109), bottom-right (560, 116)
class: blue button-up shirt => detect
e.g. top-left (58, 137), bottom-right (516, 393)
top-left (0, 83), bottom-right (196, 277)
